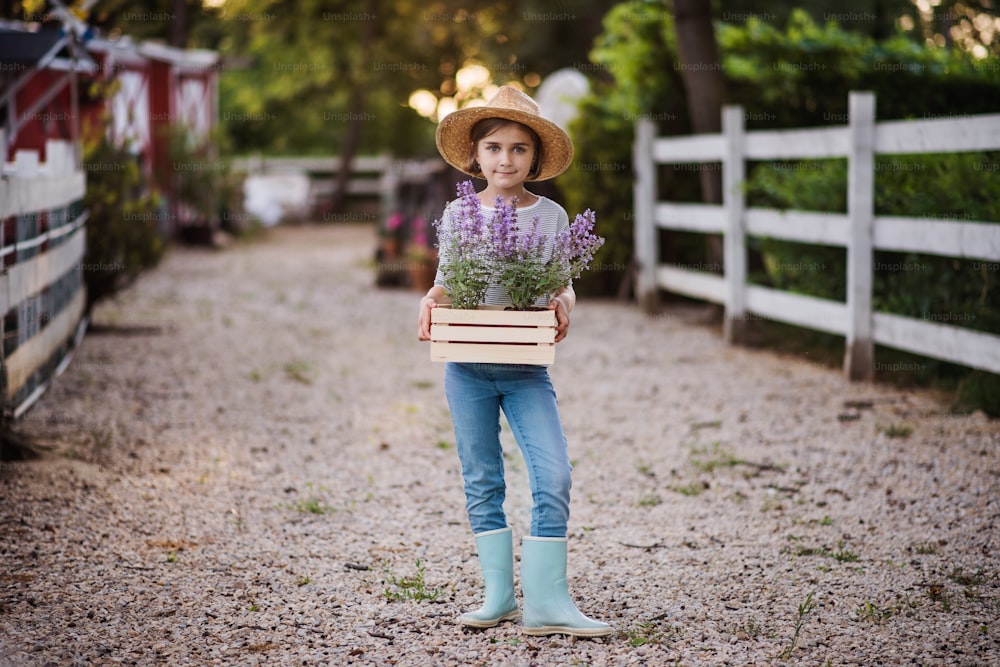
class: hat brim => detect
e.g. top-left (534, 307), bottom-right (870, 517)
top-left (435, 106), bottom-right (574, 182)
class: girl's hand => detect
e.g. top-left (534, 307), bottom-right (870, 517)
top-left (549, 297), bottom-right (570, 342)
top-left (418, 295), bottom-right (437, 341)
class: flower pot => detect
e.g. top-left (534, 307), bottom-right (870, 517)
top-left (408, 259), bottom-right (437, 292)
top-left (381, 237), bottom-right (400, 260)
top-left (429, 306), bottom-right (557, 365)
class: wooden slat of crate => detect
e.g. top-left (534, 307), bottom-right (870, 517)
top-left (430, 342), bottom-right (555, 364)
top-left (430, 323), bottom-right (555, 344)
top-left (431, 307), bottom-right (555, 326)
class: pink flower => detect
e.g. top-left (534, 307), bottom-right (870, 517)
top-left (411, 216), bottom-right (428, 247)
top-left (386, 212), bottom-right (404, 232)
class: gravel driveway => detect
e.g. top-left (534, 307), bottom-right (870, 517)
top-left (1, 224), bottom-right (997, 666)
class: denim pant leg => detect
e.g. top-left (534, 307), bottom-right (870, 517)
top-left (497, 365), bottom-right (572, 538)
top-left (445, 363), bottom-right (508, 534)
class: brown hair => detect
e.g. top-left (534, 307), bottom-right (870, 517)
top-left (466, 118), bottom-right (542, 179)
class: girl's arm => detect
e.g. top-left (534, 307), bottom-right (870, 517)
top-left (549, 285), bottom-right (575, 342)
top-left (417, 285), bottom-right (451, 341)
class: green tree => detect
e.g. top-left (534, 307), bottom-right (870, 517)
top-left (206, 0), bottom-right (614, 159)
top-left (719, 0), bottom-right (1000, 55)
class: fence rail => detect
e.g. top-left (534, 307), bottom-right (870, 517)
top-left (232, 154), bottom-right (445, 217)
top-left (0, 131), bottom-right (88, 418)
top-left (634, 92), bottom-right (1000, 380)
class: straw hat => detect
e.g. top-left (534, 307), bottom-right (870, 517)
top-left (435, 86), bottom-right (574, 182)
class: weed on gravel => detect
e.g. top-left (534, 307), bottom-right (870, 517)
top-left (383, 559), bottom-right (445, 602)
top-left (282, 482), bottom-right (344, 515)
top-left (775, 591), bottom-right (816, 660)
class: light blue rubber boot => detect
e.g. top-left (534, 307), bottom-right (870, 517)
top-left (459, 527), bottom-right (519, 628)
top-left (520, 536), bottom-right (613, 638)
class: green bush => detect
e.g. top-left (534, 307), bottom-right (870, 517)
top-left (719, 11), bottom-right (1000, 128)
top-left (82, 130), bottom-right (166, 311)
top-left (562, 96), bottom-right (637, 296)
top-left (746, 152), bottom-right (1000, 335)
top-left (746, 151), bottom-right (1000, 415)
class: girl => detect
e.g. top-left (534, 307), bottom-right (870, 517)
top-left (416, 86), bottom-right (612, 638)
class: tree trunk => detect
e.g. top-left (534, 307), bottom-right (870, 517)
top-left (673, 0), bottom-right (725, 202)
top-left (673, 0), bottom-right (726, 267)
top-left (169, 0), bottom-right (188, 48)
top-left (329, 0), bottom-right (379, 216)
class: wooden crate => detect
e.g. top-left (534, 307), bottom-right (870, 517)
top-left (430, 306), bottom-right (557, 364)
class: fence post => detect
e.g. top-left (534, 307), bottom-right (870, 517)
top-left (380, 153), bottom-right (398, 224)
top-left (844, 91), bottom-right (876, 381)
top-left (633, 119), bottom-right (658, 312)
top-left (722, 105), bottom-right (747, 343)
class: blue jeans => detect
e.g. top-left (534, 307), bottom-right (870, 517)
top-left (444, 362), bottom-right (572, 538)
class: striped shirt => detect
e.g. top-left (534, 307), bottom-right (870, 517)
top-left (434, 195), bottom-right (570, 307)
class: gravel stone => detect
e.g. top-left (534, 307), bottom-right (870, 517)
top-left (0, 224), bottom-right (997, 666)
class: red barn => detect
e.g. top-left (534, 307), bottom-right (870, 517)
top-left (87, 36), bottom-right (220, 211)
top-left (0, 17), bottom-right (219, 418)
top-left (3, 19), bottom-right (221, 230)
top-left (0, 21), bottom-right (95, 162)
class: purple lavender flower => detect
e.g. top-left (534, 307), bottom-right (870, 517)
top-left (551, 227), bottom-right (573, 268)
top-left (516, 217), bottom-right (544, 259)
top-left (563, 209), bottom-right (603, 276)
top-left (454, 181), bottom-right (487, 255)
top-left (490, 195), bottom-right (519, 261)
top-left (435, 180), bottom-right (604, 310)
top-left (434, 181), bottom-right (495, 308)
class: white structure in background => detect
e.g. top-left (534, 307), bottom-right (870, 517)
top-left (535, 69), bottom-right (590, 133)
top-left (243, 170), bottom-right (311, 226)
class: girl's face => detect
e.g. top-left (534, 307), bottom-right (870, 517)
top-left (474, 124), bottom-right (537, 190)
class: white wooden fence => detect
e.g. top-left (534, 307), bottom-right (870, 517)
top-left (232, 154), bottom-right (444, 218)
top-left (0, 131), bottom-right (88, 418)
top-left (633, 91), bottom-right (1000, 381)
